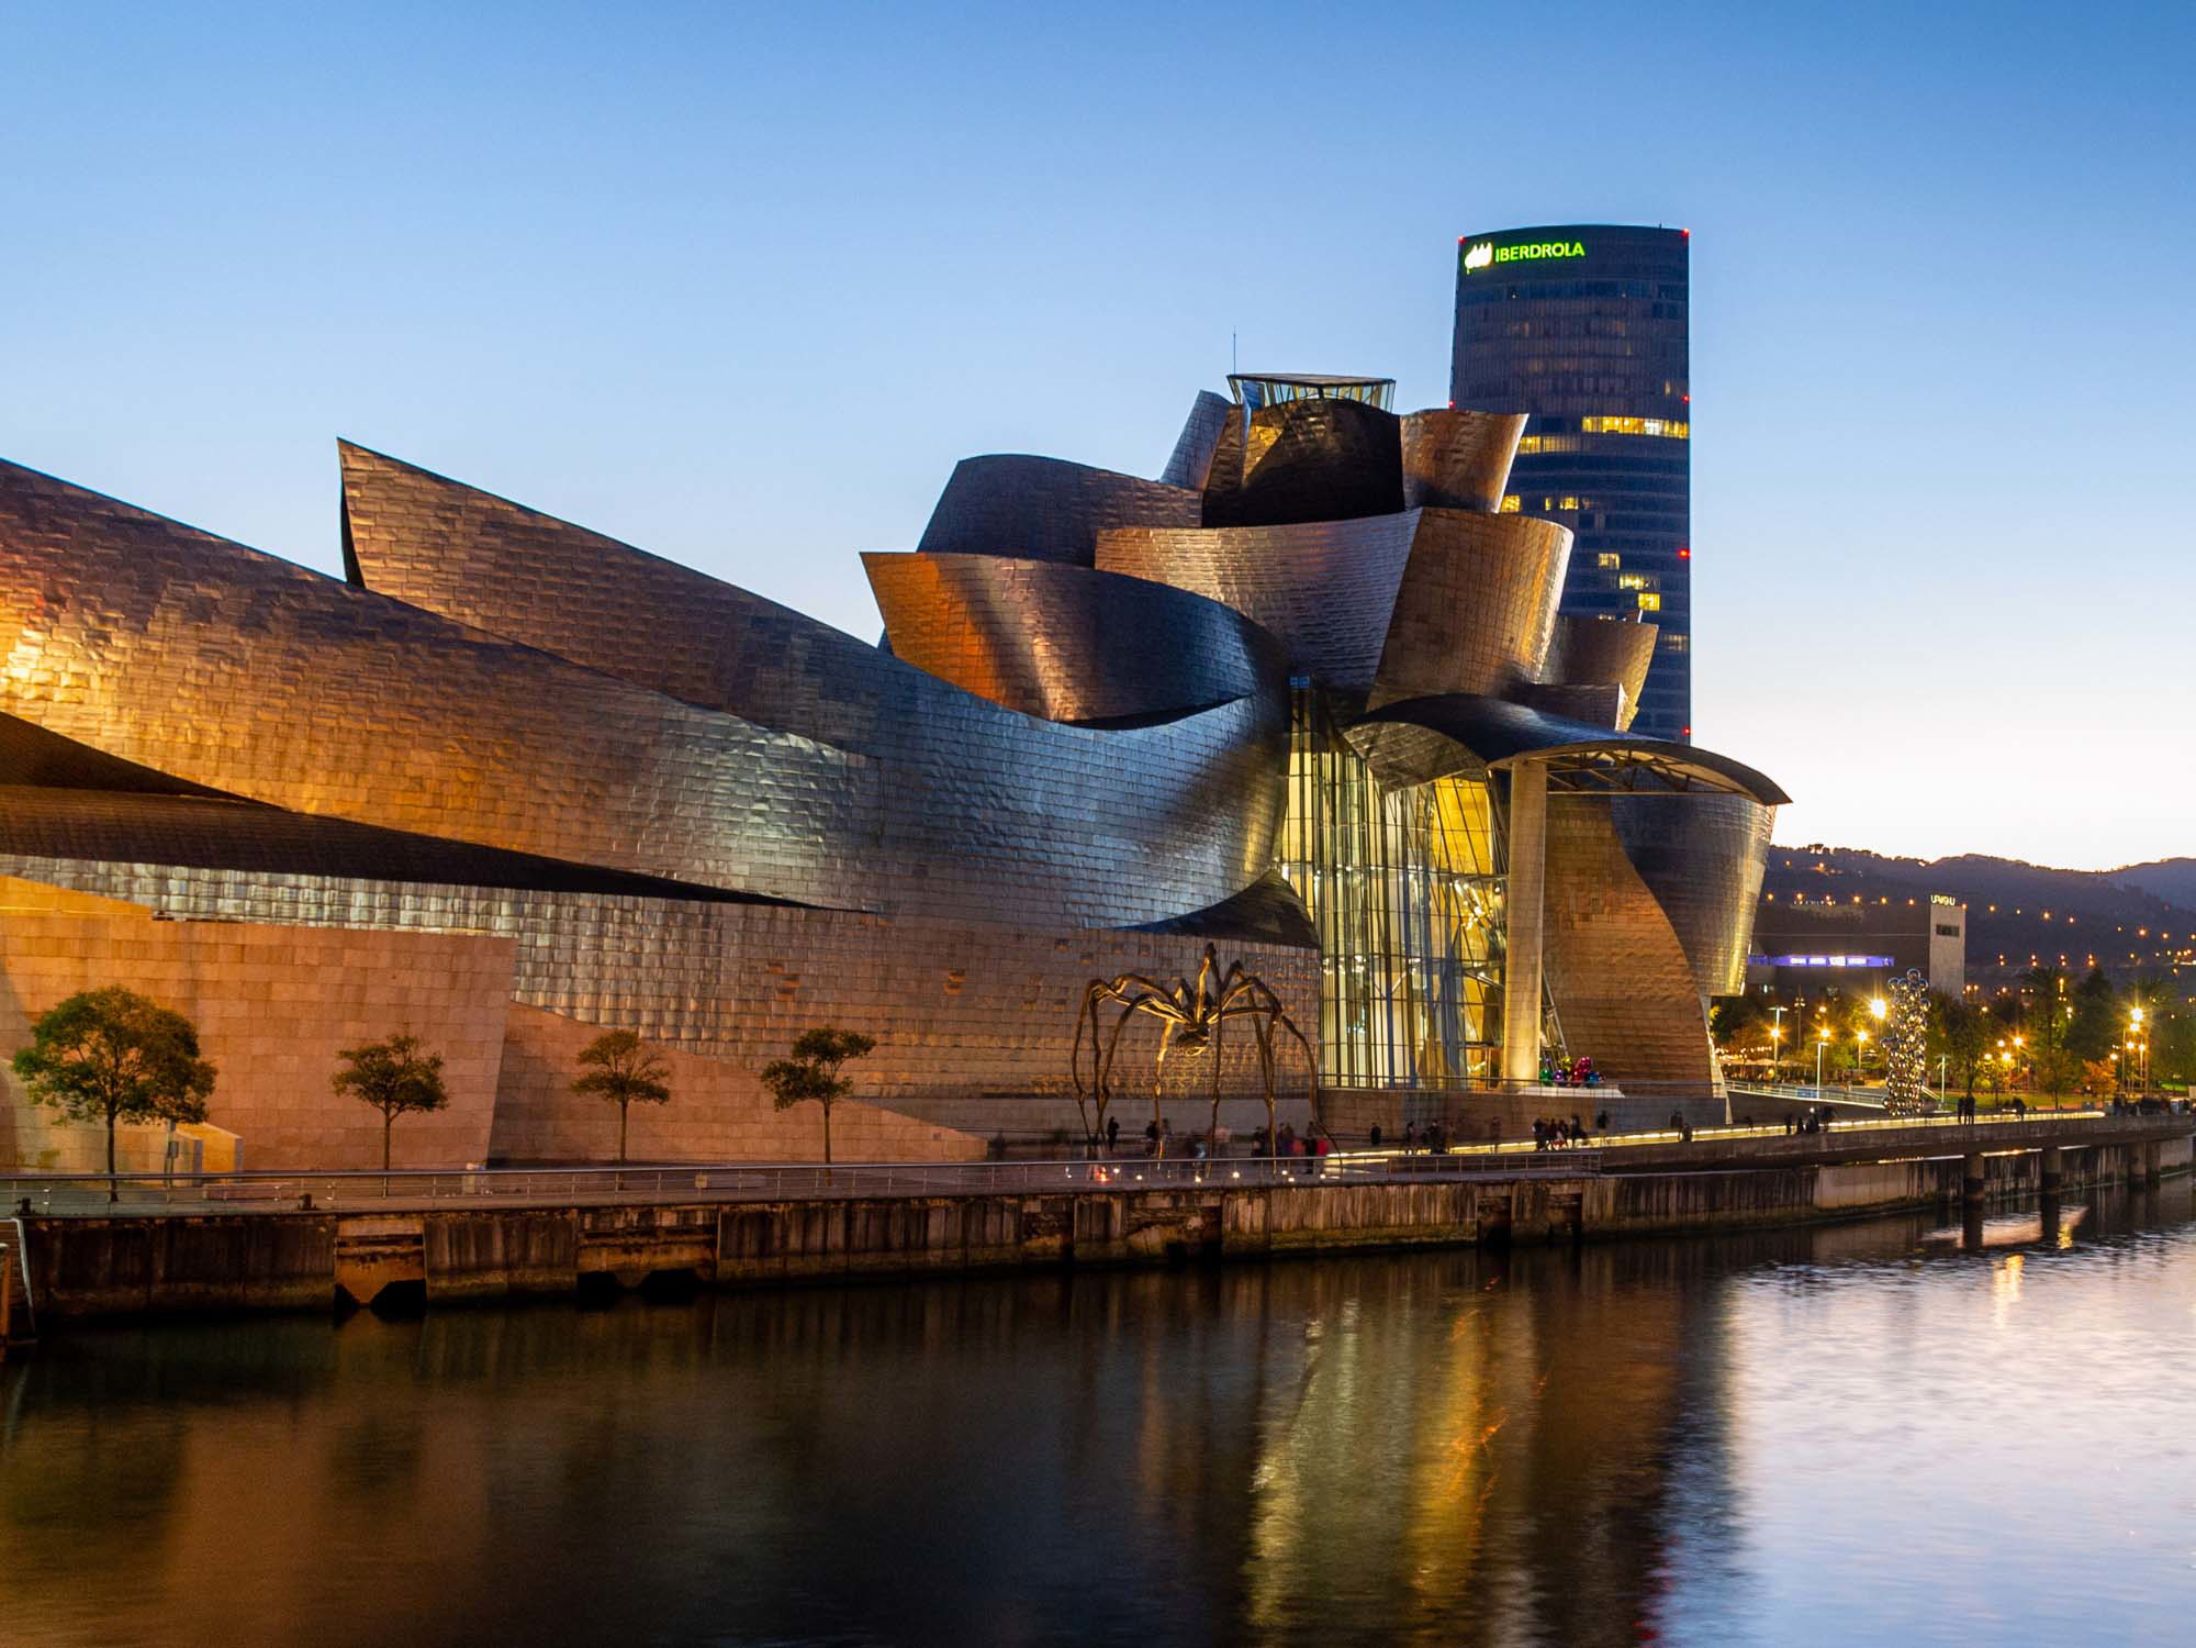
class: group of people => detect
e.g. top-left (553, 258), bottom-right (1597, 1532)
top-left (1087, 1114), bottom-right (1336, 1165)
top-left (1781, 1107), bottom-right (1837, 1136)
top-left (1382, 1121), bottom-right (1450, 1155)
top-left (1533, 1113), bottom-right (1605, 1150)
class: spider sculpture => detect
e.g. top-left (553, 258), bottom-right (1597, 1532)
top-left (1071, 943), bottom-right (1314, 1158)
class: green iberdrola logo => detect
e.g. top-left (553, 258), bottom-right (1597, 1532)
top-left (1463, 238), bottom-right (1586, 273)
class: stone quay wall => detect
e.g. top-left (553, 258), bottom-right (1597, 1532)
top-left (18, 1130), bottom-right (2189, 1321)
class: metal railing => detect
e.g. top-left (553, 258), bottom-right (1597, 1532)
top-left (3, 1105), bottom-right (2178, 1218)
top-left (0, 1147), bottom-right (1612, 1216)
top-left (1726, 1081), bottom-right (1891, 1108)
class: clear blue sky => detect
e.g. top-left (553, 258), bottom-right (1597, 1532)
top-left (5, 2), bottom-right (2191, 870)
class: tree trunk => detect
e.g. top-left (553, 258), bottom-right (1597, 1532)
top-left (383, 1111), bottom-right (393, 1172)
top-left (822, 1099), bottom-right (833, 1166)
top-left (619, 1103), bottom-right (630, 1165)
top-left (106, 1102), bottom-right (119, 1203)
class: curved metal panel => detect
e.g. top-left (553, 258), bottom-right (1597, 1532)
top-left (1096, 513), bottom-right (1420, 690)
top-left (915, 454), bottom-right (1199, 567)
top-left (1399, 410), bottom-right (1527, 512)
top-left (1129, 869), bottom-right (1318, 949)
top-left (1609, 792), bottom-right (1774, 1000)
top-left (1543, 614), bottom-right (1657, 732)
top-left (0, 784), bottom-right (781, 904)
top-left (0, 712), bottom-right (234, 799)
top-left (0, 458), bottom-right (1286, 929)
top-left (863, 552), bottom-right (1284, 724)
top-left (1369, 511), bottom-right (1570, 707)
top-left (1512, 682), bottom-right (1626, 729)
top-left (1542, 795), bottom-right (1717, 1087)
top-left (1158, 390), bottom-right (1232, 490)
top-left (1202, 396), bottom-right (1404, 528)
top-left (1347, 694), bottom-right (1789, 805)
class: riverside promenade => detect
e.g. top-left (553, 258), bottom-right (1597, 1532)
top-left (4, 1110), bottom-right (2189, 1325)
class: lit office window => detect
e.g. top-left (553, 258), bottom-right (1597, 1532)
top-left (1579, 416), bottom-right (1689, 439)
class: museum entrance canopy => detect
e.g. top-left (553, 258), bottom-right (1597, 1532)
top-left (1346, 694), bottom-right (1789, 803)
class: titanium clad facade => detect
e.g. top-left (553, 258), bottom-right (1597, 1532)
top-left (1, 459), bottom-right (1287, 930)
top-left (863, 552), bottom-right (1283, 725)
top-left (1451, 224), bottom-right (1694, 741)
top-left (915, 455), bottom-right (1199, 566)
top-left (0, 350), bottom-right (1785, 1169)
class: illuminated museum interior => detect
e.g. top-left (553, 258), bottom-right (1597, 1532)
top-left (0, 371), bottom-right (1782, 1169)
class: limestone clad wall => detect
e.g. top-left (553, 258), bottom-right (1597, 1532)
top-left (491, 1004), bottom-right (985, 1164)
top-left (0, 879), bottom-right (514, 1171)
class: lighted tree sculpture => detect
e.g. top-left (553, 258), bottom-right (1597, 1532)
top-left (1072, 944), bottom-right (1313, 1157)
top-left (1882, 969), bottom-right (1932, 1114)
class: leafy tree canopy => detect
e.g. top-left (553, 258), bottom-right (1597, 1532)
top-left (11, 986), bottom-right (215, 1130)
top-left (571, 1029), bottom-right (672, 1107)
top-left (331, 1033), bottom-right (448, 1119)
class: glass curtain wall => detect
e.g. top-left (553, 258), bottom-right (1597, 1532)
top-left (1277, 685), bottom-right (1506, 1088)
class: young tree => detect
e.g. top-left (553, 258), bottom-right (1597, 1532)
top-left (1930, 994), bottom-right (1989, 1099)
top-left (571, 1029), bottom-right (672, 1164)
top-left (759, 1028), bottom-right (876, 1165)
top-left (11, 987), bottom-right (216, 1200)
top-left (332, 1033), bottom-right (447, 1172)
top-left (2065, 966), bottom-right (2119, 1063)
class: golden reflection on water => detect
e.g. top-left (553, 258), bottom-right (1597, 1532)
top-left (4, 1184), bottom-right (2192, 1648)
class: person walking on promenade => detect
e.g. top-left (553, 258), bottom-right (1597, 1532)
top-left (1106, 1116), bottom-right (1120, 1155)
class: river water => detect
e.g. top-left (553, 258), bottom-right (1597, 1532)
top-left (6, 1185), bottom-right (2196, 1648)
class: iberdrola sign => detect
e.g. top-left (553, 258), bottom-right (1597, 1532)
top-left (1461, 238), bottom-right (1588, 273)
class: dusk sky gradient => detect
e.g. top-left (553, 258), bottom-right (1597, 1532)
top-left (4, 2), bottom-right (2191, 870)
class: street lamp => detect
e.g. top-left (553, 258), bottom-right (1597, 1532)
top-left (1855, 1027), bottom-right (1870, 1081)
top-left (1871, 996), bottom-right (1888, 1023)
top-left (1816, 1029), bottom-right (1830, 1095)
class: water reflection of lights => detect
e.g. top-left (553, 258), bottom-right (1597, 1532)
top-left (1993, 1251), bottom-right (2025, 1324)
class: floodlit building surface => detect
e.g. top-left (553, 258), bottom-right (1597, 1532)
top-left (0, 369), bottom-right (1782, 1169)
top-left (1748, 896), bottom-right (1969, 1000)
top-left (1451, 224), bottom-right (1694, 741)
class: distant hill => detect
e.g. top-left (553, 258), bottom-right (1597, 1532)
top-left (2113, 858), bottom-right (2196, 911)
top-left (1764, 844), bottom-right (2196, 980)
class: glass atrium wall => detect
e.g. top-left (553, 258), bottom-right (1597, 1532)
top-left (1277, 686), bottom-right (1505, 1088)
top-left (1228, 374), bottom-right (1397, 413)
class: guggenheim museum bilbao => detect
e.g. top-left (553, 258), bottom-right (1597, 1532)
top-left (0, 372), bottom-right (1782, 1170)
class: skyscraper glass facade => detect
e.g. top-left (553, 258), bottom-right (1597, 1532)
top-left (1450, 225), bottom-right (1692, 741)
